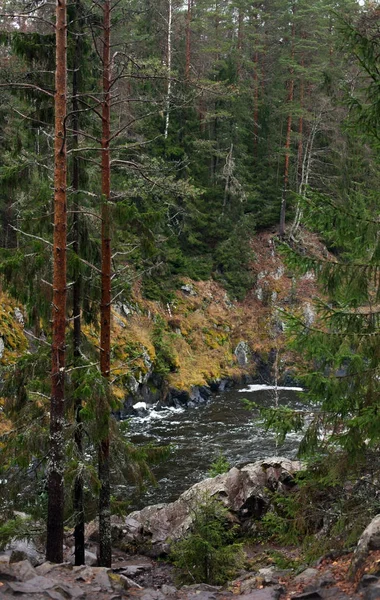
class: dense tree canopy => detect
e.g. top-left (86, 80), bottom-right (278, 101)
top-left (0, 0), bottom-right (378, 565)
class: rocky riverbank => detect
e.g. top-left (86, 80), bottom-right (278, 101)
top-left (3, 457), bottom-right (380, 599)
top-left (0, 233), bottom-right (315, 422)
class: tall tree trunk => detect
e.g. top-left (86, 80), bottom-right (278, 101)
top-left (98, 0), bottom-right (112, 568)
top-left (72, 0), bottom-right (85, 566)
top-left (164, 0), bottom-right (173, 139)
top-left (46, 0), bottom-right (67, 564)
top-left (237, 7), bottom-right (243, 80)
top-left (297, 45), bottom-right (305, 186)
top-left (279, 14), bottom-right (295, 238)
top-left (253, 49), bottom-right (259, 159)
top-left (185, 0), bottom-right (191, 80)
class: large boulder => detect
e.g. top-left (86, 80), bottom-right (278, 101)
top-left (110, 457), bottom-right (302, 555)
top-left (350, 514), bottom-right (380, 578)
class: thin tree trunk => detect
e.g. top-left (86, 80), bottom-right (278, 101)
top-left (164, 0), bottom-right (172, 139)
top-left (185, 0), bottom-right (191, 80)
top-left (291, 113), bottom-right (319, 237)
top-left (253, 49), bottom-right (259, 158)
top-left (72, 0), bottom-right (85, 566)
top-left (279, 14), bottom-right (295, 238)
top-left (237, 7), bottom-right (243, 80)
top-left (297, 47), bottom-right (305, 186)
top-left (98, 0), bottom-right (112, 568)
top-left (46, 0), bottom-right (67, 564)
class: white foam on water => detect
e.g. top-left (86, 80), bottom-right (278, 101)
top-left (132, 406), bottom-right (186, 423)
top-left (238, 384), bottom-right (304, 393)
top-left (133, 401), bottom-right (147, 410)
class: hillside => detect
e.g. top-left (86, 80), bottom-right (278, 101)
top-left (0, 232), bottom-right (319, 414)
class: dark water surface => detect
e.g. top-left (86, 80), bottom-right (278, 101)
top-left (126, 385), bottom-right (305, 508)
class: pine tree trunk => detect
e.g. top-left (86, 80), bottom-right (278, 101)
top-left (98, 0), bottom-right (112, 568)
top-left (164, 0), bottom-right (173, 139)
top-left (46, 0), bottom-right (67, 564)
top-left (279, 15), bottom-right (295, 238)
top-left (72, 0), bottom-right (85, 566)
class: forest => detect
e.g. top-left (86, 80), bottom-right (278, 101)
top-left (0, 0), bottom-right (379, 597)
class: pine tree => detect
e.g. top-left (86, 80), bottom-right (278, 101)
top-left (46, 0), bottom-right (68, 563)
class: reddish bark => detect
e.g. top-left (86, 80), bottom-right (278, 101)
top-left (98, 0), bottom-right (112, 569)
top-left (72, 0), bottom-right (85, 566)
top-left (46, 0), bottom-right (67, 564)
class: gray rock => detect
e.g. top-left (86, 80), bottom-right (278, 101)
top-left (240, 588), bottom-right (283, 600)
top-left (181, 284), bottom-right (196, 296)
top-left (0, 337), bottom-right (4, 359)
top-left (240, 576), bottom-right (258, 593)
top-left (364, 584), bottom-right (380, 599)
top-left (8, 559), bottom-right (36, 581)
top-left (6, 575), bottom-right (56, 593)
top-left (234, 341), bottom-right (250, 367)
top-left (94, 568), bottom-right (112, 590)
top-left (294, 568), bottom-right (319, 583)
top-left (85, 550), bottom-right (98, 566)
top-left (351, 514), bottom-right (380, 576)
top-left (46, 591), bottom-right (67, 600)
top-left (141, 588), bottom-right (166, 600)
top-left (6, 539), bottom-right (44, 567)
top-left (359, 575), bottom-right (380, 589)
top-left (161, 584), bottom-right (177, 596)
top-left (6, 576), bottom-right (85, 598)
top-left (184, 584), bottom-right (221, 592)
top-left (258, 566), bottom-right (280, 584)
top-left (120, 564), bottom-right (148, 577)
top-left (112, 458), bottom-right (301, 553)
top-left (36, 562), bottom-right (65, 576)
top-left (118, 573), bottom-right (143, 589)
top-left (14, 307), bottom-right (24, 325)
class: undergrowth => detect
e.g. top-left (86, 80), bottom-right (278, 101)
top-left (256, 452), bottom-right (380, 562)
top-left (170, 494), bottom-right (244, 585)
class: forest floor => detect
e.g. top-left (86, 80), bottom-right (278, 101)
top-left (2, 543), bottom-right (379, 600)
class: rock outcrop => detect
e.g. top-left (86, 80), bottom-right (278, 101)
top-left (105, 457), bottom-right (302, 555)
top-left (350, 514), bottom-right (380, 578)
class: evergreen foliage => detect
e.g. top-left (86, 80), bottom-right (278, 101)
top-left (208, 452), bottom-right (230, 477)
top-left (170, 495), bottom-right (244, 585)
top-left (265, 7), bottom-right (380, 458)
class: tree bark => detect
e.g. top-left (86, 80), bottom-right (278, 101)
top-left (164, 0), bottom-right (173, 139)
top-left (46, 0), bottom-right (67, 564)
top-left (98, 0), bottom-right (112, 568)
top-left (72, 0), bottom-right (85, 566)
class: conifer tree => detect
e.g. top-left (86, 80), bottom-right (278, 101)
top-left (272, 7), bottom-right (380, 460)
top-left (46, 0), bottom-right (68, 563)
top-left (98, 0), bottom-right (112, 567)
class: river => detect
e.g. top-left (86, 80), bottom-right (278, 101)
top-left (125, 384), bottom-right (305, 509)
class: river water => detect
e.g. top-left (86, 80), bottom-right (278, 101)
top-left (126, 384), bottom-right (305, 508)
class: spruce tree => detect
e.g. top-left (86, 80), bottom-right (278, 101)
top-left (274, 7), bottom-right (380, 460)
